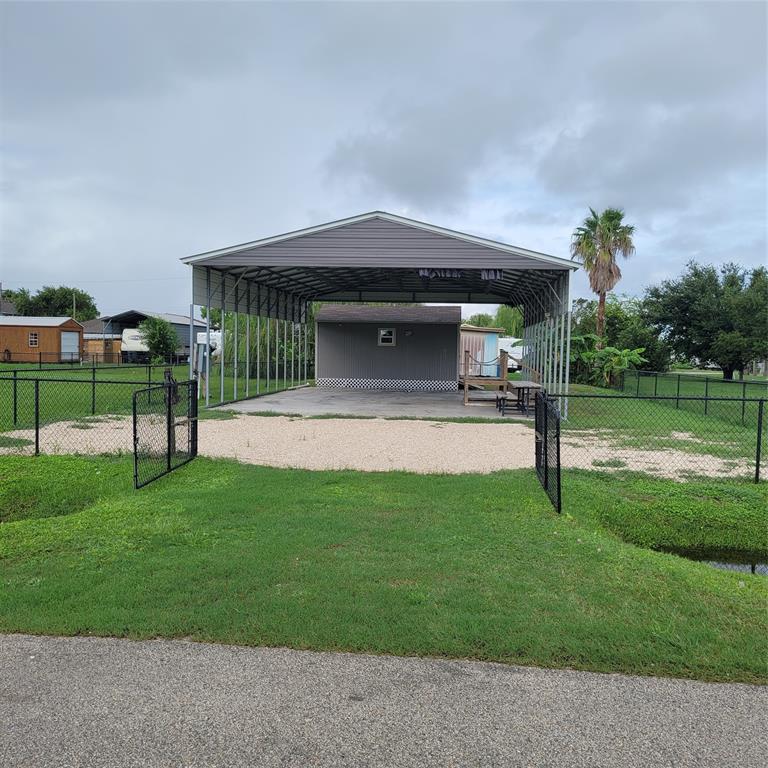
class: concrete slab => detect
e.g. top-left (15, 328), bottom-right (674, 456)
top-left (219, 386), bottom-right (517, 419)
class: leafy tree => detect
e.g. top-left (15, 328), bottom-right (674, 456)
top-left (464, 312), bottom-right (495, 327)
top-left (570, 332), bottom-right (646, 387)
top-left (644, 262), bottom-right (768, 379)
top-left (8, 285), bottom-right (99, 321)
top-left (571, 295), bottom-right (671, 371)
top-left (494, 305), bottom-right (523, 337)
top-left (138, 316), bottom-right (179, 361)
top-left (570, 208), bottom-right (636, 344)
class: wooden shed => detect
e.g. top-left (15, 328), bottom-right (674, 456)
top-left (0, 316), bottom-right (84, 364)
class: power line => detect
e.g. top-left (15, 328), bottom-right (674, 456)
top-left (0, 276), bottom-right (187, 285)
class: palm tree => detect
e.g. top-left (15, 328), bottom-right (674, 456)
top-left (570, 208), bottom-right (635, 345)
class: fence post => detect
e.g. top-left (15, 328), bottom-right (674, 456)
top-left (147, 365), bottom-right (152, 386)
top-left (704, 378), bottom-right (709, 415)
top-left (91, 366), bottom-right (96, 416)
top-left (756, 399), bottom-right (764, 484)
top-left (636, 372), bottom-right (640, 397)
top-left (742, 382), bottom-right (747, 426)
top-left (34, 379), bottom-right (39, 456)
top-left (12, 370), bottom-right (17, 426)
top-left (132, 393), bottom-right (139, 489)
top-left (38, 351), bottom-right (42, 370)
top-left (653, 373), bottom-right (658, 397)
top-left (676, 374), bottom-right (681, 409)
top-left (555, 404), bottom-right (561, 514)
top-left (542, 395), bottom-right (548, 490)
top-left (191, 380), bottom-right (198, 458)
top-left (166, 381), bottom-right (173, 473)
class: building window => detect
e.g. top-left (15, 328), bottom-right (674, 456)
top-left (28, 332), bottom-right (39, 348)
top-left (378, 328), bottom-right (396, 347)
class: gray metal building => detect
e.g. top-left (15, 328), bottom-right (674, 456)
top-left (315, 305), bottom-right (460, 391)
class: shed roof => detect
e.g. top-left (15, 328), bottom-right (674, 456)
top-left (0, 316), bottom-right (81, 328)
top-left (461, 324), bottom-right (506, 334)
top-left (316, 305), bottom-right (461, 324)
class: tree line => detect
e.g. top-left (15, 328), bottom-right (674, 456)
top-left (569, 208), bottom-right (767, 382)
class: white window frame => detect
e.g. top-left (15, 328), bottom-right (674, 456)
top-left (28, 331), bottom-right (39, 348)
top-left (377, 328), bottom-right (396, 347)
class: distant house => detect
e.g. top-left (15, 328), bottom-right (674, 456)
top-left (0, 298), bottom-right (18, 316)
top-left (91, 310), bottom-right (206, 362)
top-left (315, 305), bottom-right (461, 391)
top-left (0, 316), bottom-right (83, 363)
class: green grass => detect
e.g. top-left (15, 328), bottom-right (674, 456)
top-left (565, 470), bottom-right (767, 559)
top-left (1, 454), bottom-right (766, 683)
top-left (622, 370), bottom-right (767, 403)
top-left (562, 384), bottom-right (764, 465)
top-left (238, 410), bottom-right (531, 425)
top-left (0, 365), bottom-right (301, 432)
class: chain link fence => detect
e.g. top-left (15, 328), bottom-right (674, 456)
top-left (133, 379), bottom-right (198, 488)
top-left (621, 369), bottom-right (767, 406)
top-left (0, 374), bottom-right (153, 456)
top-left (535, 391), bottom-right (561, 513)
top-left (0, 351), bottom-right (188, 367)
top-left (558, 393), bottom-right (766, 483)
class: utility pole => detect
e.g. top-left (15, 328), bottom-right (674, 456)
top-left (72, 290), bottom-right (76, 320)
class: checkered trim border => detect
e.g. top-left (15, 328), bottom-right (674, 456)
top-left (316, 378), bottom-right (457, 392)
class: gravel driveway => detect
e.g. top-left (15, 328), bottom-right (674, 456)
top-left (1, 634), bottom-right (765, 768)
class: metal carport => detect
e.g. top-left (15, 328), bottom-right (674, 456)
top-left (181, 211), bottom-right (578, 406)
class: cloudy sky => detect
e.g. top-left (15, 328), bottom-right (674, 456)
top-left (1, 0), bottom-right (765, 318)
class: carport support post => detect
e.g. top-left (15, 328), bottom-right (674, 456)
top-left (220, 271), bottom-right (226, 404)
top-left (233, 282), bottom-right (239, 402)
top-left (256, 283), bottom-right (261, 395)
top-left (245, 284), bottom-right (251, 398)
top-left (283, 314), bottom-right (288, 389)
top-left (205, 268), bottom-right (211, 406)
top-left (266, 316), bottom-right (271, 392)
top-left (304, 303), bottom-right (308, 382)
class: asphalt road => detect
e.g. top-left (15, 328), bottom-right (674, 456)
top-left (1, 634), bottom-right (765, 767)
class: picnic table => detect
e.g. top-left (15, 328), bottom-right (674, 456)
top-left (496, 380), bottom-right (542, 416)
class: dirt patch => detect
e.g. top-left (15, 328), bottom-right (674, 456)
top-left (0, 415), bottom-right (754, 479)
top-left (561, 430), bottom-right (753, 480)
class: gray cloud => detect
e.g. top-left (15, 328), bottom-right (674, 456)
top-left (0, 1), bottom-right (765, 316)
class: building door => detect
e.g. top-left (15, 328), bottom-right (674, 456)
top-left (60, 331), bottom-right (80, 362)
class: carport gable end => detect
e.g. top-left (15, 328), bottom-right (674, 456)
top-left (182, 211), bottom-right (577, 398)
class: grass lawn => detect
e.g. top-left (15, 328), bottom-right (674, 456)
top-left (0, 364), bottom-right (301, 431)
top-left (622, 370), bottom-right (767, 402)
top-left (562, 384), bottom-right (766, 469)
top-left (1, 454), bottom-right (766, 683)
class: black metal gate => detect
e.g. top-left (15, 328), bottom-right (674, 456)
top-left (534, 390), bottom-right (561, 513)
top-left (132, 376), bottom-right (198, 488)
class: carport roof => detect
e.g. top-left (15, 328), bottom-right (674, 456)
top-left (184, 211), bottom-right (576, 307)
